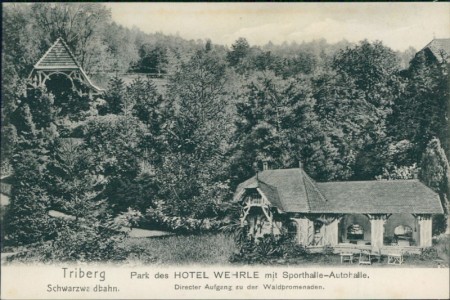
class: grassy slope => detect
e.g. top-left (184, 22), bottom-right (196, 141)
top-left (121, 233), bottom-right (236, 265)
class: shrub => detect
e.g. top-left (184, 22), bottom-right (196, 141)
top-left (433, 234), bottom-right (450, 263)
top-left (220, 220), bottom-right (249, 248)
top-left (120, 233), bottom-right (235, 265)
top-left (420, 247), bottom-right (439, 261)
top-left (229, 234), bottom-right (308, 264)
top-left (5, 214), bottom-right (128, 263)
top-left (115, 207), bottom-right (143, 229)
top-left (144, 202), bottom-right (224, 233)
top-left (229, 237), bottom-right (262, 264)
top-left (4, 185), bottom-right (58, 246)
top-left (279, 237), bottom-right (309, 259)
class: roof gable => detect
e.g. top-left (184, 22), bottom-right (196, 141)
top-left (35, 38), bottom-right (80, 69)
top-left (236, 168), bottom-right (326, 213)
top-left (422, 38), bottom-right (450, 62)
top-left (257, 181), bottom-right (283, 210)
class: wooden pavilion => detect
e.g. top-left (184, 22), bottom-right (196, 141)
top-left (28, 37), bottom-right (104, 97)
top-left (235, 165), bottom-right (444, 254)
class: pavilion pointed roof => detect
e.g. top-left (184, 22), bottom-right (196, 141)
top-left (31, 38), bottom-right (104, 92)
top-left (34, 37), bottom-right (80, 69)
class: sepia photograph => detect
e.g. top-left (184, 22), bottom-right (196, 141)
top-left (1, 2), bottom-right (449, 299)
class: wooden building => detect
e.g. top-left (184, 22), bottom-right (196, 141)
top-left (234, 165), bottom-right (443, 254)
top-left (415, 38), bottom-right (450, 64)
top-left (28, 37), bottom-right (104, 97)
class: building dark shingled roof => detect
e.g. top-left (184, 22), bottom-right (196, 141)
top-left (236, 169), bottom-right (311, 212)
top-left (422, 38), bottom-right (450, 62)
top-left (317, 180), bottom-right (443, 214)
top-left (235, 168), bottom-right (443, 214)
top-left (257, 180), bottom-right (283, 210)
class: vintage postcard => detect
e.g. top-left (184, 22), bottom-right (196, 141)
top-left (1, 2), bottom-right (449, 299)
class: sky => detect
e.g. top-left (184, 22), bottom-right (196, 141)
top-left (107, 2), bottom-right (449, 51)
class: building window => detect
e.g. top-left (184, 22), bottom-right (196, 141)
top-left (347, 224), bottom-right (364, 240)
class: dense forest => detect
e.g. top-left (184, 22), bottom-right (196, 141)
top-left (1, 3), bottom-right (448, 261)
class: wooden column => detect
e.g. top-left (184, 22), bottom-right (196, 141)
top-left (417, 214), bottom-right (432, 247)
top-left (324, 219), bottom-right (339, 246)
top-left (292, 217), bottom-right (314, 246)
top-left (413, 217), bottom-right (420, 245)
top-left (367, 214), bottom-right (389, 252)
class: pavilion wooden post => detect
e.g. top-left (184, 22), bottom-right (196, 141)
top-left (323, 217), bottom-right (340, 246)
top-left (292, 216), bottom-right (314, 246)
top-left (367, 214), bottom-right (389, 252)
top-left (416, 214), bottom-right (432, 247)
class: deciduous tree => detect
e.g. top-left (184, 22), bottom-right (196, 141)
top-left (419, 138), bottom-right (450, 234)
